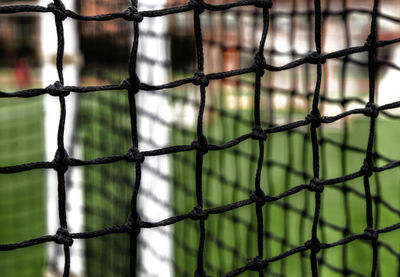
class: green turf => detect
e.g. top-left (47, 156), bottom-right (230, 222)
top-left (171, 93), bottom-right (400, 276)
top-left (1, 83), bottom-right (399, 277)
top-left (78, 90), bottom-right (133, 277)
top-left (76, 83), bottom-right (400, 276)
top-left (0, 96), bottom-right (45, 277)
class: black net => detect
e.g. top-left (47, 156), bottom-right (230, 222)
top-left (1, 0), bottom-right (400, 277)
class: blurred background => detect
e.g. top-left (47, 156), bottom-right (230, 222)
top-left (1, 0), bottom-right (400, 276)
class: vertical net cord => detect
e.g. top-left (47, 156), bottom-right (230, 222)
top-left (309, 0), bottom-right (323, 276)
top-left (192, 2), bottom-right (207, 276)
top-left (52, 0), bottom-right (70, 276)
top-left (264, 8), bottom-right (275, 269)
top-left (248, 11), bottom-right (258, 265)
top-left (373, 131), bottom-right (381, 274)
top-left (300, 1), bottom-right (313, 274)
top-left (340, 0), bottom-right (351, 275)
top-left (318, 0), bottom-right (328, 267)
top-left (127, 1), bottom-right (142, 276)
top-left (252, 5), bottom-right (270, 277)
top-left (364, 0), bottom-right (380, 276)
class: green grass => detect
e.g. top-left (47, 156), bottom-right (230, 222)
top-left (77, 83), bottom-right (400, 276)
top-left (0, 96), bottom-right (45, 277)
top-left (172, 100), bottom-right (400, 276)
top-left (2, 81), bottom-right (399, 276)
top-left (78, 90), bottom-right (133, 277)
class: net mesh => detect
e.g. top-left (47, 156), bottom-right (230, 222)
top-left (1, 0), bottom-right (400, 276)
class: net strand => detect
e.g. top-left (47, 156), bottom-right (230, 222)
top-left (191, 2), bottom-right (207, 275)
top-left (251, 3), bottom-right (270, 277)
top-left (340, 0), bottom-right (351, 274)
top-left (0, 0), bottom-right (400, 276)
top-left (308, 0), bottom-right (323, 276)
top-left (50, 1), bottom-right (72, 275)
top-left (126, 1), bottom-right (142, 276)
top-left (364, 0), bottom-right (380, 275)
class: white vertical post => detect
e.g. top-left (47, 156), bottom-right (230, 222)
top-left (137, 1), bottom-right (173, 276)
top-left (377, 1), bottom-right (400, 113)
top-left (40, 0), bottom-right (83, 275)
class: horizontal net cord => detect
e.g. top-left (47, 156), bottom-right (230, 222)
top-left (2, 2), bottom-right (400, 24)
top-left (139, 152), bottom-right (400, 230)
top-left (138, 33), bottom-right (400, 73)
top-left (1, 156), bottom-right (400, 240)
top-left (0, 114), bottom-right (400, 173)
top-left (1, 221), bottom-right (399, 274)
top-left (70, 126), bottom-right (400, 200)
top-left (0, 97), bottom-right (398, 169)
top-left (136, 96), bottom-right (397, 161)
top-left (0, 1), bottom-right (271, 20)
top-left (1, 36), bottom-right (400, 98)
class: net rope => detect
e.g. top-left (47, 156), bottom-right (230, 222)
top-left (1, 0), bottom-right (400, 276)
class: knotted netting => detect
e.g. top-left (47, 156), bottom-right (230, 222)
top-left (1, 0), bottom-right (400, 276)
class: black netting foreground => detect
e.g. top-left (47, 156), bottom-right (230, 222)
top-left (2, 0), bottom-right (400, 276)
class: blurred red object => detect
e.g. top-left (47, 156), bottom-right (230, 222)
top-left (14, 59), bottom-right (31, 87)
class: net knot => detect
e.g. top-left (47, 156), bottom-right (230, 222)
top-left (192, 71), bottom-right (209, 87)
top-left (306, 111), bottom-right (321, 128)
top-left (307, 51), bottom-right (326, 65)
top-left (121, 76), bottom-right (140, 94)
top-left (308, 178), bottom-right (324, 193)
top-left (253, 52), bottom-right (266, 76)
top-left (363, 102), bottom-right (379, 118)
top-left (126, 215), bottom-right (141, 237)
top-left (246, 256), bottom-right (264, 271)
top-left (127, 147), bottom-right (145, 163)
top-left (360, 159), bottom-right (373, 178)
top-left (250, 189), bottom-right (266, 206)
top-left (123, 6), bottom-right (143, 22)
top-left (305, 238), bottom-right (321, 253)
top-left (251, 127), bottom-right (267, 141)
top-left (46, 81), bottom-right (70, 97)
top-left (54, 228), bottom-right (73, 246)
top-left (254, 0), bottom-right (273, 9)
top-left (364, 227), bottom-right (378, 241)
top-left (189, 205), bottom-right (208, 220)
top-left (47, 2), bottom-right (67, 21)
top-left (188, 0), bottom-right (205, 14)
top-left (53, 148), bottom-right (69, 173)
top-left (191, 135), bottom-right (209, 154)
top-left (364, 34), bottom-right (376, 49)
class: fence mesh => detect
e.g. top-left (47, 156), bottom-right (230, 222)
top-left (1, 0), bottom-right (400, 276)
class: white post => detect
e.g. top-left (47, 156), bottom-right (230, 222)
top-left (40, 0), bottom-right (83, 275)
top-left (377, 2), bottom-right (400, 113)
top-left (137, 1), bottom-right (173, 276)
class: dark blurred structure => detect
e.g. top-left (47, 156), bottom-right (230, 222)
top-left (0, 0), bottom-right (40, 88)
top-left (77, 0), bottom-right (132, 68)
top-left (0, 1), bottom-right (39, 67)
